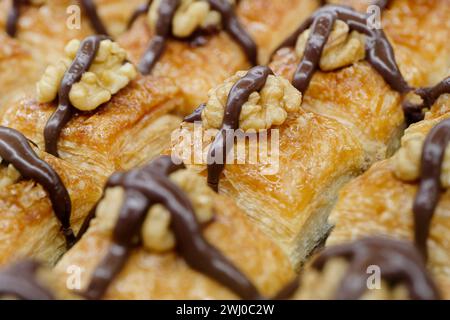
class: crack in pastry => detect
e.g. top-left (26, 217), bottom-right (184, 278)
top-left (0, 126), bottom-right (75, 247)
top-left (6, 0), bottom-right (108, 37)
top-left (295, 237), bottom-right (440, 300)
top-left (38, 35), bottom-right (137, 157)
top-left (137, 0), bottom-right (256, 74)
top-left (81, 155), bottom-right (262, 300)
top-left (0, 260), bottom-right (54, 300)
top-left (274, 4), bottom-right (410, 96)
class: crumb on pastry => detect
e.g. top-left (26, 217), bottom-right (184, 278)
top-left (95, 169), bottom-right (214, 252)
top-left (393, 126), bottom-right (450, 187)
top-left (148, 0), bottom-right (235, 38)
top-left (0, 157), bottom-right (21, 188)
top-left (36, 39), bottom-right (137, 111)
top-left (295, 20), bottom-right (366, 71)
top-left (202, 71), bottom-right (302, 131)
top-left (295, 259), bottom-right (410, 300)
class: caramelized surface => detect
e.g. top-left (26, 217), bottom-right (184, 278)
top-left (55, 194), bottom-right (295, 299)
top-left (0, 152), bottom-right (103, 266)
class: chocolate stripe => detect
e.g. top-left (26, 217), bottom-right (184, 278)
top-left (138, 0), bottom-right (256, 75)
top-left (83, 156), bottom-right (261, 300)
top-left (5, 0), bottom-right (22, 37)
top-left (0, 260), bottom-right (54, 300)
top-left (207, 66), bottom-right (273, 192)
top-left (275, 5), bottom-right (410, 95)
top-left (44, 35), bottom-right (107, 157)
top-left (413, 118), bottom-right (450, 259)
top-left (313, 237), bottom-right (440, 300)
top-left (79, 0), bottom-right (109, 36)
top-left (127, 0), bottom-right (153, 29)
top-left (0, 126), bottom-right (75, 247)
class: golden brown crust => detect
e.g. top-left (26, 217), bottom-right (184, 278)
top-left (119, 0), bottom-right (320, 113)
top-left (0, 76), bottom-right (183, 173)
top-left (327, 115), bottom-right (450, 298)
top-left (171, 109), bottom-right (365, 267)
top-left (0, 152), bottom-right (103, 267)
top-left (0, 0), bottom-right (145, 108)
top-left (55, 193), bottom-right (296, 299)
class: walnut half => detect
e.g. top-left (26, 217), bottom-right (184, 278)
top-left (95, 169), bottom-right (214, 252)
top-left (394, 126), bottom-right (450, 188)
top-left (148, 0), bottom-right (235, 38)
top-left (36, 39), bottom-right (137, 111)
top-left (201, 71), bottom-right (302, 131)
top-left (295, 20), bottom-right (366, 71)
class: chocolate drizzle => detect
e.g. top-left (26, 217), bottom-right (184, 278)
top-left (0, 126), bottom-right (75, 247)
top-left (206, 66), bottom-right (273, 192)
top-left (127, 0), bottom-right (152, 29)
top-left (313, 237), bottom-right (440, 300)
top-left (138, 0), bottom-right (180, 75)
top-left (138, 0), bottom-right (257, 75)
top-left (44, 35), bottom-right (107, 157)
top-left (403, 76), bottom-right (450, 124)
top-left (79, 0), bottom-right (109, 36)
top-left (5, 0), bottom-right (23, 37)
top-left (6, 1), bottom-right (108, 37)
top-left (413, 118), bottom-right (450, 259)
top-left (82, 156), bottom-right (261, 300)
top-left (0, 260), bottom-right (54, 300)
top-left (275, 5), bottom-right (410, 95)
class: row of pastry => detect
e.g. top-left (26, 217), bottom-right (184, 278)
top-left (0, 0), bottom-right (448, 299)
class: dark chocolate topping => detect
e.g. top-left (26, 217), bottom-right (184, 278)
top-left (138, 0), bottom-right (180, 74)
top-left (0, 260), bottom-right (54, 300)
top-left (5, 0), bottom-right (23, 37)
top-left (44, 35), bottom-right (107, 157)
top-left (127, 0), bottom-right (152, 29)
top-left (275, 5), bottom-right (410, 95)
top-left (79, 0), bottom-right (109, 36)
top-left (372, 0), bottom-right (391, 10)
top-left (6, 1), bottom-right (108, 37)
top-left (313, 237), bottom-right (440, 300)
top-left (0, 126), bottom-right (75, 247)
top-left (403, 76), bottom-right (450, 124)
top-left (206, 66), bottom-right (273, 192)
top-left (83, 156), bottom-right (261, 300)
top-left (413, 118), bottom-right (450, 259)
top-left (184, 103), bottom-right (206, 123)
top-left (207, 0), bottom-right (257, 65)
top-left (138, 0), bottom-right (256, 75)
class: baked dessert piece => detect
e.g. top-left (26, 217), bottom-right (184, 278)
top-left (326, 104), bottom-right (450, 298)
top-left (269, 1), bottom-right (449, 164)
top-left (54, 156), bottom-right (296, 299)
top-left (327, 0), bottom-right (450, 88)
top-left (0, 126), bottom-right (103, 266)
top-left (119, 0), bottom-right (320, 113)
top-left (0, 36), bottom-right (184, 173)
top-left (0, 0), bottom-right (147, 108)
top-left (171, 66), bottom-right (367, 268)
top-left (291, 237), bottom-right (441, 300)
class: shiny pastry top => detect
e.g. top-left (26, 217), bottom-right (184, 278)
top-left (130, 0), bottom-right (256, 74)
top-left (0, 126), bottom-right (75, 247)
top-left (81, 155), bottom-right (264, 300)
top-left (36, 35), bottom-right (137, 157)
top-left (184, 65), bottom-right (302, 191)
top-left (5, 0), bottom-right (108, 37)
